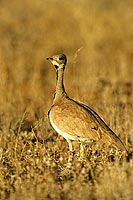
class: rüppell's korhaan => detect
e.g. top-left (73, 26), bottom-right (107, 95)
top-left (47, 54), bottom-right (127, 157)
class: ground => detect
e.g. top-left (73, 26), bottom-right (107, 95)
top-left (0, 0), bottom-right (133, 199)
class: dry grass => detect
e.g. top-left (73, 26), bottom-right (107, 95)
top-left (0, 0), bottom-right (133, 199)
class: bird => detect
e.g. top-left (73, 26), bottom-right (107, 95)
top-left (47, 53), bottom-right (127, 156)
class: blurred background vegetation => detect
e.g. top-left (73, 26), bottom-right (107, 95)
top-left (0, 0), bottom-right (132, 107)
top-left (0, 0), bottom-right (133, 199)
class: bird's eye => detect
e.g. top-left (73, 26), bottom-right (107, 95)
top-left (59, 57), bottom-right (64, 60)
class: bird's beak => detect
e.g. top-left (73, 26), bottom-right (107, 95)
top-left (46, 57), bottom-right (53, 61)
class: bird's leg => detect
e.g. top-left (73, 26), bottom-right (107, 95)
top-left (67, 139), bottom-right (73, 152)
top-left (80, 142), bottom-right (85, 159)
top-left (66, 139), bottom-right (74, 163)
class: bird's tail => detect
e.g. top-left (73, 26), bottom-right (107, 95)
top-left (101, 128), bottom-right (127, 153)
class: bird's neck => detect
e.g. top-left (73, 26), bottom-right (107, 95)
top-left (53, 67), bottom-right (67, 103)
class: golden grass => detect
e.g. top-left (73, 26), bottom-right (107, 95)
top-left (0, 0), bottom-right (133, 199)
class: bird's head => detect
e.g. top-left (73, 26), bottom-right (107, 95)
top-left (47, 54), bottom-right (67, 70)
